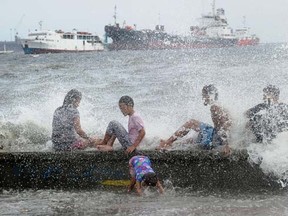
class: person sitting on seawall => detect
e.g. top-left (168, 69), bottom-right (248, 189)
top-left (52, 89), bottom-right (99, 151)
top-left (128, 155), bottom-right (164, 196)
top-left (245, 85), bottom-right (288, 143)
top-left (157, 84), bottom-right (232, 155)
top-left (97, 95), bottom-right (145, 154)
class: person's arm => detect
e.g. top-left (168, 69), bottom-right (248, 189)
top-left (245, 104), bottom-right (266, 118)
top-left (156, 180), bottom-right (164, 194)
top-left (74, 116), bottom-right (93, 143)
top-left (212, 105), bottom-right (231, 155)
top-left (128, 177), bottom-right (136, 192)
top-left (126, 128), bottom-right (145, 153)
top-left (135, 181), bottom-right (142, 196)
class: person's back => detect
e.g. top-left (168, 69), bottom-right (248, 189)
top-left (52, 105), bottom-right (79, 146)
top-left (128, 155), bottom-right (164, 195)
top-left (210, 103), bottom-right (232, 146)
top-left (51, 89), bottom-right (97, 151)
top-left (130, 156), bottom-right (155, 181)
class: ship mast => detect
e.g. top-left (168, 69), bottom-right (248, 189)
top-left (113, 5), bottom-right (117, 25)
top-left (39, 21), bottom-right (43, 31)
top-left (242, 16), bottom-right (246, 27)
top-left (211, 0), bottom-right (216, 16)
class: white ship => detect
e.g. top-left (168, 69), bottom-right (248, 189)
top-left (21, 29), bottom-right (104, 54)
top-left (190, 0), bottom-right (259, 46)
top-left (190, 1), bottom-right (235, 42)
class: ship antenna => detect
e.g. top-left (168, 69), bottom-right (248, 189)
top-left (113, 5), bottom-right (117, 25)
top-left (242, 16), bottom-right (246, 27)
top-left (39, 21), bottom-right (43, 31)
top-left (212, 0), bottom-right (216, 16)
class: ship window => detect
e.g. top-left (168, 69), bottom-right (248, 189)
top-left (82, 36), bottom-right (87, 40)
top-left (78, 35), bottom-right (83, 40)
top-left (63, 34), bottom-right (74, 39)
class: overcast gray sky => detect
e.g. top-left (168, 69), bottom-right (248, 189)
top-left (1, 0), bottom-right (288, 43)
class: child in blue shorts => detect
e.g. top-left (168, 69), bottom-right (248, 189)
top-left (157, 85), bottom-right (231, 154)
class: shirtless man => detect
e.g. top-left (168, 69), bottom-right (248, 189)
top-left (157, 84), bottom-right (231, 154)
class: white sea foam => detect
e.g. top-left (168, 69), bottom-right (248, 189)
top-left (247, 132), bottom-right (288, 185)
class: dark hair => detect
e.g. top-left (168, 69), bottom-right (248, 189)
top-left (202, 84), bottom-right (218, 101)
top-left (62, 89), bottom-right (82, 108)
top-left (143, 172), bottom-right (158, 186)
top-left (263, 85), bottom-right (280, 99)
top-left (119, 95), bottom-right (134, 107)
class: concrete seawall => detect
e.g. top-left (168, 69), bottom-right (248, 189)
top-left (0, 149), bottom-right (282, 191)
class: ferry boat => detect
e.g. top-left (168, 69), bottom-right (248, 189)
top-left (20, 29), bottom-right (104, 54)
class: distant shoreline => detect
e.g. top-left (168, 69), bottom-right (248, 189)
top-left (0, 41), bottom-right (22, 52)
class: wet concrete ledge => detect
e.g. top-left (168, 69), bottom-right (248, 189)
top-left (0, 149), bottom-right (282, 191)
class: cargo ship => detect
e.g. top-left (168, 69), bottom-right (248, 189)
top-left (105, 9), bottom-right (238, 50)
top-left (105, 2), bottom-right (259, 50)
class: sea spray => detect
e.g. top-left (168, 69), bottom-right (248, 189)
top-left (0, 121), bottom-right (50, 151)
top-left (247, 132), bottom-right (288, 187)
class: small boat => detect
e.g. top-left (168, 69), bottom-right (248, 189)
top-left (0, 149), bottom-right (282, 191)
top-left (0, 43), bottom-right (14, 54)
top-left (20, 29), bottom-right (104, 54)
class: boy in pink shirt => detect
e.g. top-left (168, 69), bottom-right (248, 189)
top-left (97, 96), bottom-right (145, 154)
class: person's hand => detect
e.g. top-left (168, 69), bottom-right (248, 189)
top-left (223, 144), bottom-right (231, 156)
top-left (127, 186), bottom-right (133, 193)
top-left (126, 145), bottom-right (136, 154)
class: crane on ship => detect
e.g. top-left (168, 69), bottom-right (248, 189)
top-left (14, 14), bottom-right (25, 42)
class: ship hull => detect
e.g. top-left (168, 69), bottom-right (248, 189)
top-left (22, 47), bottom-right (104, 54)
top-left (238, 38), bottom-right (260, 46)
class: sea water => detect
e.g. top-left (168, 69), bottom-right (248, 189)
top-left (1, 44), bottom-right (288, 215)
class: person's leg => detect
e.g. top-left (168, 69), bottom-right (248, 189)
top-left (157, 119), bottom-right (201, 149)
top-left (107, 135), bottom-right (116, 146)
top-left (97, 120), bottom-right (132, 150)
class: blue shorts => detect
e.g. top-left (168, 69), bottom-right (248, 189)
top-left (196, 123), bottom-right (223, 149)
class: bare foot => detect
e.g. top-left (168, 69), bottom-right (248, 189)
top-left (93, 138), bottom-right (103, 146)
top-left (156, 139), bottom-right (171, 150)
top-left (97, 145), bottom-right (113, 152)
